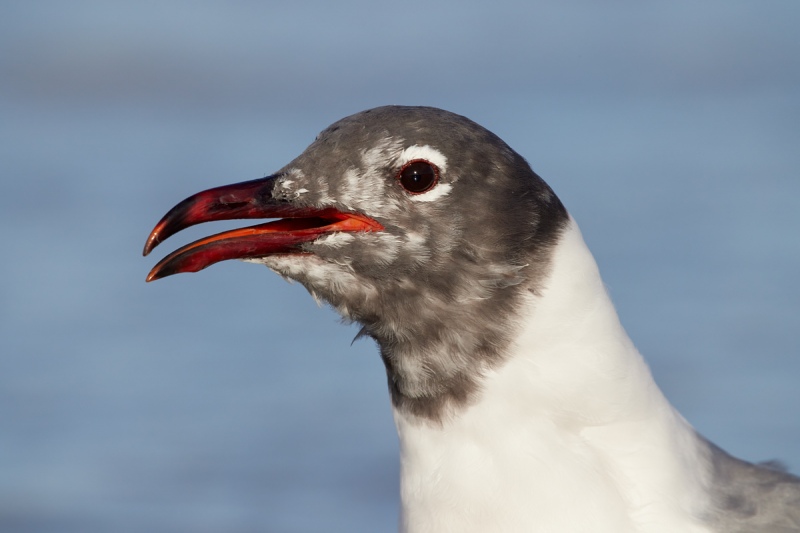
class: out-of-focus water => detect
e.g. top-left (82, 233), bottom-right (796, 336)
top-left (1, 2), bottom-right (798, 532)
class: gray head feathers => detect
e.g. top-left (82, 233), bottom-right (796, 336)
top-left (259, 106), bottom-right (569, 420)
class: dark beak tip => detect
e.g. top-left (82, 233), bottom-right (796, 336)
top-left (145, 264), bottom-right (170, 282)
top-left (142, 239), bottom-right (154, 257)
top-left (142, 227), bottom-right (164, 257)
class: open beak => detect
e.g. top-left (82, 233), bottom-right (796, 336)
top-left (143, 175), bottom-right (383, 282)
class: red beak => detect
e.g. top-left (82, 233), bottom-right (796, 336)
top-left (143, 175), bottom-right (383, 282)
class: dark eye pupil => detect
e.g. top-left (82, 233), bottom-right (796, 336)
top-left (399, 161), bottom-right (438, 194)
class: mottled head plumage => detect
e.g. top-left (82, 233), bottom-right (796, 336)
top-left (251, 106), bottom-right (570, 420)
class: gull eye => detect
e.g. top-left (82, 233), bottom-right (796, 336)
top-left (397, 160), bottom-right (439, 194)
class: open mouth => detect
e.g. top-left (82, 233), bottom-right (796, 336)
top-left (143, 176), bottom-right (383, 281)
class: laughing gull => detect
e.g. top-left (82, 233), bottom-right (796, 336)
top-left (144, 106), bottom-right (800, 532)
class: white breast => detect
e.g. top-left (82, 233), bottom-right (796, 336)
top-left (393, 218), bottom-right (715, 533)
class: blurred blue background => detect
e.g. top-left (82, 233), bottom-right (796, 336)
top-left (1, 1), bottom-right (798, 531)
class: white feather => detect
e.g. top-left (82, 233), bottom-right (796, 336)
top-left (409, 182), bottom-right (452, 203)
top-left (398, 145), bottom-right (449, 173)
top-left (393, 218), bottom-right (714, 533)
top-left (314, 232), bottom-right (355, 249)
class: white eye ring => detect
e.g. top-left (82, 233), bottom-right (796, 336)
top-left (397, 145), bottom-right (448, 172)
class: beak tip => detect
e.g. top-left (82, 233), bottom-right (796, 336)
top-left (143, 234), bottom-right (159, 257)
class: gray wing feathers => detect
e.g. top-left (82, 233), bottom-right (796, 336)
top-left (705, 440), bottom-right (800, 532)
